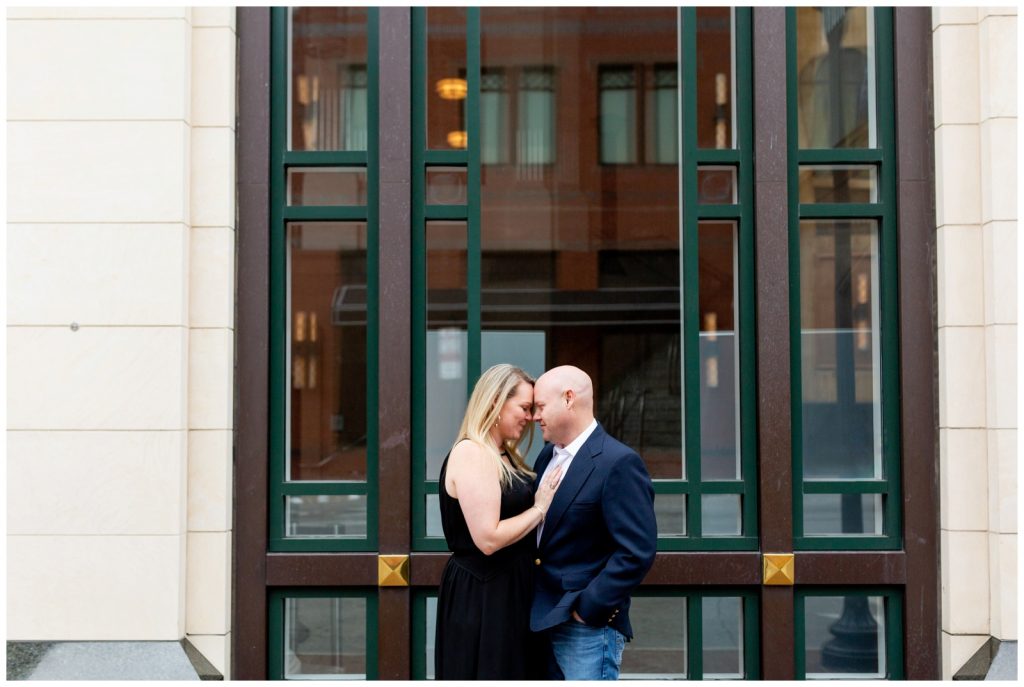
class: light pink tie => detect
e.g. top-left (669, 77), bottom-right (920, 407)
top-left (537, 448), bottom-right (571, 544)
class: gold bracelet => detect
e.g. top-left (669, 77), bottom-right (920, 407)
top-left (533, 505), bottom-right (545, 522)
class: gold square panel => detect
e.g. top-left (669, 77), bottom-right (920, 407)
top-left (763, 553), bottom-right (795, 586)
top-left (378, 554), bottom-right (410, 587)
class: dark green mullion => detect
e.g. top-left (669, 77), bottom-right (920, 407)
top-left (695, 204), bottom-right (742, 220)
top-left (693, 149), bottom-right (741, 164)
top-left (268, 7), bottom-right (288, 547)
top-left (688, 591), bottom-right (703, 679)
top-left (887, 591), bottom-right (905, 679)
top-left (735, 7), bottom-right (759, 549)
top-left (680, 6), bottom-right (702, 541)
top-left (793, 591), bottom-right (807, 678)
top-left (653, 481), bottom-right (694, 495)
top-left (424, 150), bottom-right (469, 165)
top-left (411, 8), bottom-right (439, 551)
top-left (283, 150), bottom-right (368, 167)
top-left (365, 7), bottom-right (380, 552)
top-left (282, 206), bottom-right (368, 221)
top-left (785, 8), bottom-right (806, 543)
top-left (743, 592), bottom-right (761, 679)
top-left (802, 480), bottom-right (888, 495)
top-left (875, 7), bottom-right (903, 549)
top-left (796, 148), bottom-right (883, 164)
top-left (465, 7), bottom-right (482, 388)
top-left (280, 481), bottom-right (370, 496)
top-left (411, 591), bottom-right (431, 679)
top-left (698, 481), bottom-right (746, 494)
top-left (798, 202), bottom-right (885, 219)
top-left (796, 536), bottom-right (899, 551)
top-left (424, 205), bottom-right (469, 220)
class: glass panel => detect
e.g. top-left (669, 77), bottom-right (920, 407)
top-left (519, 67), bottom-right (556, 165)
top-left (289, 8), bottom-right (368, 152)
top-left (481, 69), bottom-right (509, 164)
top-left (702, 494), bottom-right (741, 536)
top-left (796, 7), bottom-right (876, 149)
top-left (696, 7), bottom-right (735, 149)
top-left (426, 7), bottom-right (467, 150)
top-left (799, 165), bottom-right (878, 203)
top-left (647, 65), bottom-right (679, 164)
top-left (287, 168), bottom-right (368, 206)
top-left (621, 596), bottom-right (687, 678)
top-left (803, 493), bottom-right (883, 536)
top-left (703, 596), bottom-right (743, 679)
top-left (287, 223), bottom-right (367, 481)
top-left (800, 220), bottom-right (881, 480)
top-left (697, 167), bottom-right (738, 205)
top-left (425, 595), bottom-right (438, 679)
top-left (804, 595), bottom-right (886, 679)
top-left (286, 495), bottom-right (367, 539)
top-left (425, 166), bottom-right (468, 205)
top-left (655, 493), bottom-right (687, 537)
top-left (600, 66), bottom-right (638, 164)
top-left (480, 8), bottom-right (683, 482)
top-left (426, 221), bottom-right (468, 480)
top-left (699, 222), bottom-right (739, 481)
top-left (284, 597), bottom-right (367, 678)
top-left (425, 493), bottom-right (443, 538)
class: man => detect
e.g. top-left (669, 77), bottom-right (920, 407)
top-left (529, 365), bottom-right (657, 680)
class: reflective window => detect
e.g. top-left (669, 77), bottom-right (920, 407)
top-left (600, 66), bottom-right (638, 164)
top-left (286, 495), bottom-right (367, 539)
top-left (289, 8), bottom-right (369, 151)
top-left (283, 597), bottom-right (368, 678)
top-left (287, 168), bottom-right (368, 206)
top-left (703, 596), bottom-right (744, 679)
top-left (696, 7), bottom-right (735, 149)
top-left (622, 596), bottom-right (688, 678)
top-left (799, 220), bottom-right (881, 481)
top-left (426, 7), bottom-right (467, 150)
top-left (796, 7), bottom-right (876, 149)
top-left (799, 165), bottom-right (878, 204)
top-left (803, 595), bottom-right (887, 679)
top-left (287, 223), bottom-right (368, 483)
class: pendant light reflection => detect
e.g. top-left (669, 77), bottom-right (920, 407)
top-left (446, 130), bottom-right (468, 149)
top-left (435, 77), bottom-right (467, 100)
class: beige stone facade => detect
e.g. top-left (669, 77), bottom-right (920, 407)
top-left (6, 6), bottom-right (236, 678)
top-left (933, 5), bottom-right (1018, 679)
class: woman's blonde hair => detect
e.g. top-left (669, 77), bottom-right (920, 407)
top-left (452, 363), bottom-right (536, 488)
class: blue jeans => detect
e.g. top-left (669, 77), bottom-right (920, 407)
top-left (547, 619), bottom-right (626, 680)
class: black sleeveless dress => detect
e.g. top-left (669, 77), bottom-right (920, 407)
top-left (434, 452), bottom-right (537, 680)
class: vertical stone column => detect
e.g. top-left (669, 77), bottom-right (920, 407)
top-left (977, 5), bottom-right (1017, 652)
top-left (934, 6), bottom-right (1018, 678)
top-left (184, 7), bottom-right (237, 680)
top-left (6, 7), bottom-right (192, 640)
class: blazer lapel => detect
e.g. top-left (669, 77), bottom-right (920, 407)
top-left (539, 424), bottom-right (605, 550)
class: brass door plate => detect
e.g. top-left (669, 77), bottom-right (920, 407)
top-left (378, 554), bottom-right (410, 587)
top-left (763, 553), bottom-right (795, 586)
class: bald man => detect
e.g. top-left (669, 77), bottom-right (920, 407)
top-left (528, 366), bottom-right (657, 680)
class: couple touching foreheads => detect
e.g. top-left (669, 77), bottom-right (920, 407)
top-left (435, 363), bottom-right (658, 681)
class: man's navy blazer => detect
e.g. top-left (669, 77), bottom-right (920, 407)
top-left (529, 422), bottom-right (657, 639)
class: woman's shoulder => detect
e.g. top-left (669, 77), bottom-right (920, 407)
top-left (449, 438), bottom-right (492, 465)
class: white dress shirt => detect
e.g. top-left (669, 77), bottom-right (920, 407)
top-left (537, 419), bottom-right (598, 543)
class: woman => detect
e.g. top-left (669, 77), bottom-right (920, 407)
top-left (434, 364), bottom-right (563, 680)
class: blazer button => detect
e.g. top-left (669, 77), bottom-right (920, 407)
top-left (534, 558), bottom-right (541, 566)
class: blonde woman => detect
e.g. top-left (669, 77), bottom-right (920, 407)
top-left (434, 364), bottom-right (563, 680)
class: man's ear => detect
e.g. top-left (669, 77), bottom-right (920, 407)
top-left (564, 389), bottom-right (575, 409)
